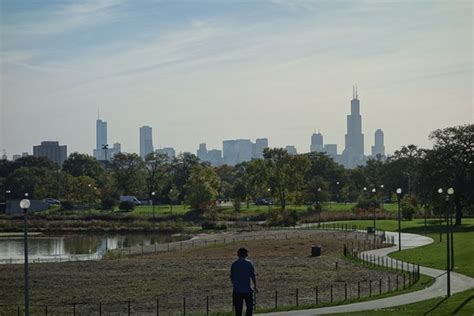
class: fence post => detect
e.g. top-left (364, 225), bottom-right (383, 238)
top-left (206, 296), bottom-right (209, 315)
top-left (45, 305), bottom-right (48, 316)
top-left (344, 283), bottom-right (347, 301)
top-left (403, 274), bottom-right (406, 289)
top-left (274, 290), bottom-right (278, 309)
top-left (379, 278), bottom-right (382, 295)
top-left (357, 282), bottom-right (360, 299)
top-left (296, 288), bottom-right (299, 306)
top-left (335, 262), bottom-right (338, 270)
top-left (330, 284), bottom-right (333, 303)
top-left (396, 275), bottom-right (399, 290)
top-left (128, 300), bottom-right (131, 316)
top-left (388, 276), bottom-right (391, 292)
top-left (315, 287), bottom-right (319, 305)
top-left (17, 306), bottom-right (20, 316)
top-left (369, 280), bottom-right (372, 297)
top-left (157, 298), bottom-right (159, 316)
top-left (99, 302), bottom-right (102, 316)
top-left (183, 297), bottom-right (186, 316)
top-left (73, 303), bottom-right (76, 316)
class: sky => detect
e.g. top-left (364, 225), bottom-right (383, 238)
top-left (1, 0), bottom-right (473, 158)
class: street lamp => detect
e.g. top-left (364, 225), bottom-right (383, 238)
top-left (445, 187), bottom-right (454, 297)
top-left (336, 181), bottom-right (340, 203)
top-left (151, 192), bottom-right (156, 219)
top-left (396, 188), bottom-right (402, 251)
top-left (447, 188), bottom-right (455, 270)
top-left (438, 188), bottom-right (443, 242)
top-left (20, 197), bottom-right (31, 316)
top-left (317, 187), bottom-right (322, 227)
top-left (267, 188), bottom-right (272, 211)
top-left (169, 189), bottom-right (173, 214)
top-left (380, 184), bottom-right (384, 211)
top-left (371, 188), bottom-right (377, 229)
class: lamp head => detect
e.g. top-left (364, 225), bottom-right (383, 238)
top-left (152, 191), bottom-right (156, 196)
top-left (438, 188), bottom-right (443, 194)
top-left (447, 188), bottom-right (454, 195)
top-left (396, 188), bottom-right (402, 194)
top-left (371, 188), bottom-right (376, 193)
top-left (20, 199), bottom-right (31, 209)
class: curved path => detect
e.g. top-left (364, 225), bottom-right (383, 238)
top-left (263, 231), bottom-right (474, 315)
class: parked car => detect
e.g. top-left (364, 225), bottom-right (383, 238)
top-left (42, 198), bottom-right (61, 205)
top-left (120, 196), bottom-right (142, 205)
top-left (254, 198), bottom-right (272, 206)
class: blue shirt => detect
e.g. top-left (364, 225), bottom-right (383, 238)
top-left (230, 258), bottom-right (255, 293)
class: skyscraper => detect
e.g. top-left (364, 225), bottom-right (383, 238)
top-left (223, 139), bottom-right (253, 166)
top-left (310, 132), bottom-right (324, 152)
top-left (371, 129), bottom-right (385, 158)
top-left (93, 119), bottom-right (107, 160)
top-left (285, 145), bottom-right (297, 155)
top-left (156, 147), bottom-right (176, 159)
top-left (139, 126), bottom-right (154, 159)
top-left (197, 143), bottom-right (208, 161)
top-left (342, 86), bottom-right (365, 168)
top-left (33, 141), bottom-right (67, 167)
top-left (254, 138), bottom-right (269, 158)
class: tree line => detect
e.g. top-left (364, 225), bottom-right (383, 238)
top-left (0, 124), bottom-right (472, 224)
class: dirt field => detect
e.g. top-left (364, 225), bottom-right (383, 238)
top-left (0, 231), bottom-right (400, 315)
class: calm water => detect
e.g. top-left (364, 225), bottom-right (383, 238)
top-left (0, 233), bottom-right (187, 264)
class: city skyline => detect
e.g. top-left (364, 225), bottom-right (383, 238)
top-left (1, 1), bottom-right (472, 157)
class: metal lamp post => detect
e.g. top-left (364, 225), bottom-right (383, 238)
top-left (438, 188), bottom-right (443, 242)
top-left (447, 188), bottom-right (455, 271)
top-left (267, 188), bottom-right (272, 211)
top-left (396, 188), bottom-right (402, 251)
top-left (371, 188), bottom-right (377, 229)
top-left (380, 184), bottom-right (384, 211)
top-left (169, 189), bottom-right (173, 214)
top-left (88, 184), bottom-right (92, 210)
top-left (445, 187), bottom-right (454, 297)
top-left (20, 196), bottom-right (31, 316)
top-left (336, 181), bottom-right (340, 203)
top-left (151, 192), bottom-right (156, 219)
top-left (317, 187), bottom-right (321, 227)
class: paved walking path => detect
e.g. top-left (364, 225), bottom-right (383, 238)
top-left (262, 231), bottom-right (474, 315)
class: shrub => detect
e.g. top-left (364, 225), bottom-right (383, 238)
top-left (355, 194), bottom-right (380, 210)
top-left (118, 201), bottom-right (135, 211)
top-left (401, 194), bottom-right (417, 220)
top-left (267, 209), bottom-right (298, 227)
top-left (101, 198), bottom-right (116, 210)
top-left (60, 201), bottom-right (74, 210)
top-left (233, 199), bottom-right (242, 212)
top-left (201, 221), bottom-right (227, 230)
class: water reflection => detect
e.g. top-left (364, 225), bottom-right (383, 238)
top-left (0, 233), bottom-right (186, 264)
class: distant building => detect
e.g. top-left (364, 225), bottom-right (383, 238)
top-left (22, 152), bottom-right (28, 157)
top-left (12, 154), bottom-right (21, 161)
top-left (285, 145), bottom-right (297, 155)
top-left (342, 87), bottom-right (365, 168)
top-left (139, 126), bottom-right (154, 159)
top-left (323, 144), bottom-right (338, 157)
top-left (207, 149), bottom-right (223, 167)
top-left (223, 139), bottom-right (253, 166)
top-left (156, 147), bottom-right (176, 159)
top-left (197, 143), bottom-right (208, 161)
top-left (93, 119), bottom-right (108, 160)
top-left (110, 142), bottom-right (121, 159)
top-left (254, 138), bottom-right (269, 158)
top-left (310, 132), bottom-right (324, 152)
top-left (371, 129), bottom-right (385, 158)
top-left (33, 141), bottom-right (67, 167)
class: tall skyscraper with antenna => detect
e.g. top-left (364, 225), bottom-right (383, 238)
top-left (93, 117), bottom-right (108, 160)
top-left (342, 86), bottom-right (365, 168)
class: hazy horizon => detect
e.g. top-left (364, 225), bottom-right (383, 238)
top-left (1, 0), bottom-right (473, 158)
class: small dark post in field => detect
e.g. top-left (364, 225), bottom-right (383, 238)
top-left (156, 298), bottom-right (159, 316)
top-left (379, 278), bottom-right (382, 295)
top-left (315, 287), bottom-right (319, 305)
top-left (44, 305), bottom-right (48, 316)
top-left (330, 285), bottom-right (333, 303)
top-left (17, 306), bottom-right (20, 316)
top-left (335, 262), bottom-right (338, 270)
top-left (403, 274), bottom-right (406, 289)
top-left (396, 275), bottom-right (399, 290)
top-left (274, 291), bottom-right (278, 309)
top-left (296, 288), bottom-right (299, 306)
top-left (344, 283), bottom-right (347, 301)
top-left (73, 303), bottom-right (76, 316)
top-left (183, 297), bottom-right (186, 315)
top-left (409, 269), bottom-right (412, 285)
top-left (388, 276), bottom-right (391, 292)
top-left (369, 280), bottom-right (372, 297)
top-left (357, 282), bottom-right (360, 299)
top-left (128, 300), bottom-right (131, 316)
top-left (206, 296), bottom-right (209, 315)
top-left (99, 302), bottom-right (102, 316)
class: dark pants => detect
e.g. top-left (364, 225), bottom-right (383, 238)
top-left (233, 291), bottom-right (253, 316)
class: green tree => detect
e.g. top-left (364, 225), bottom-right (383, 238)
top-left (144, 152), bottom-right (171, 200)
top-left (110, 153), bottom-right (146, 197)
top-left (184, 164), bottom-right (220, 211)
top-left (64, 176), bottom-right (99, 204)
top-left (62, 153), bottom-right (104, 184)
top-left (170, 153), bottom-right (200, 201)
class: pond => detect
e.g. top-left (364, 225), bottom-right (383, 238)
top-left (0, 233), bottom-right (188, 264)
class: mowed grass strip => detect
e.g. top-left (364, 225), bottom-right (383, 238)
top-left (340, 219), bottom-right (474, 277)
top-left (333, 288), bottom-right (474, 316)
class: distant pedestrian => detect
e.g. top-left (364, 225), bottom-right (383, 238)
top-left (230, 247), bottom-right (257, 316)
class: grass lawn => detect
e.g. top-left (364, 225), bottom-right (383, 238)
top-left (335, 288), bottom-right (474, 315)
top-left (339, 219), bottom-right (474, 277)
top-left (130, 204), bottom-right (189, 216)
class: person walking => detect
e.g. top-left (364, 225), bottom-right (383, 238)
top-left (230, 247), bottom-right (258, 316)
